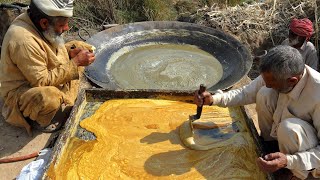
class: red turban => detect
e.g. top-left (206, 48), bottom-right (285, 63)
top-left (289, 18), bottom-right (314, 41)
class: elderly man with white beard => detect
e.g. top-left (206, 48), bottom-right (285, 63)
top-left (0, 0), bottom-right (95, 136)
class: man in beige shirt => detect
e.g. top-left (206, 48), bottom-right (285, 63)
top-left (0, 0), bottom-right (95, 135)
top-left (195, 45), bottom-right (320, 179)
top-left (282, 18), bottom-right (318, 71)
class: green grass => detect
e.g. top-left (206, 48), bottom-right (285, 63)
top-left (0, 0), bottom-right (29, 3)
top-left (73, 0), bottom-right (178, 25)
top-left (1, 0), bottom-right (256, 27)
top-left (143, 0), bottom-right (177, 21)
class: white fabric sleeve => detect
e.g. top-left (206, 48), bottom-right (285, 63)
top-left (304, 47), bottom-right (318, 71)
top-left (286, 103), bottom-right (320, 170)
top-left (281, 38), bottom-right (289, 45)
top-left (212, 75), bottom-right (265, 107)
top-left (286, 146), bottom-right (320, 171)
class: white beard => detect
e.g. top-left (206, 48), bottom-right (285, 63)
top-left (43, 25), bottom-right (65, 48)
top-left (288, 37), bottom-right (300, 46)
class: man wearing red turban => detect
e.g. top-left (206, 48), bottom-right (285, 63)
top-left (282, 18), bottom-right (318, 71)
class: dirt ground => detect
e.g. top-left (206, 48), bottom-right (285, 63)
top-left (0, 97), bottom-right (57, 180)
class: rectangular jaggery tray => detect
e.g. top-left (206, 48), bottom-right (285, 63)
top-left (42, 88), bottom-right (273, 179)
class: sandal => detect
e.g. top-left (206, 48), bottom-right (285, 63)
top-left (26, 118), bottom-right (64, 133)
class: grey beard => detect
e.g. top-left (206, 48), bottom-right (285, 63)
top-left (42, 27), bottom-right (65, 48)
top-left (288, 37), bottom-right (300, 46)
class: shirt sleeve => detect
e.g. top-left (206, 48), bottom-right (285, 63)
top-left (212, 75), bottom-right (266, 107)
top-left (286, 103), bottom-right (320, 171)
top-left (281, 38), bottom-right (289, 45)
top-left (304, 47), bottom-right (318, 71)
top-left (9, 40), bottom-right (79, 87)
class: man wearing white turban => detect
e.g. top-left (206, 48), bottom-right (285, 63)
top-left (0, 0), bottom-right (96, 135)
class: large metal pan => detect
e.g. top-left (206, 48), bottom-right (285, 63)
top-left (85, 21), bottom-right (252, 91)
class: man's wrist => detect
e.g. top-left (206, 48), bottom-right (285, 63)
top-left (71, 57), bottom-right (80, 66)
top-left (209, 96), bottom-right (214, 106)
top-left (285, 154), bottom-right (294, 169)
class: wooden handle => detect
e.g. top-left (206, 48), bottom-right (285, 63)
top-left (195, 84), bottom-right (206, 119)
top-left (198, 84), bottom-right (206, 95)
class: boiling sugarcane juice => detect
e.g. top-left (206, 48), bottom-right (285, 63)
top-left (47, 98), bottom-right (266, 179)
top-left (107, 44), bottom-right (223, 90)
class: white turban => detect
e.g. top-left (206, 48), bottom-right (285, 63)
top-left (32, 0), bottom-right (74, 17)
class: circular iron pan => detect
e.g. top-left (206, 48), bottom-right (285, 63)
top-left (85, 21), bottom-right (252, 91)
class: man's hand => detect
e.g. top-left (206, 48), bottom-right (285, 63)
top-left (69, 47), bottom-right (82, 59)
top-left (194, 90), bottom-right (213, 106)
top-left (72, 49), bottom-right (95, 66)
top-left (256, 152), bottom-right (287, 173)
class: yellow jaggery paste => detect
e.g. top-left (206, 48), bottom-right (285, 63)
top-left (47, 99), bottom-right (266, 179)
